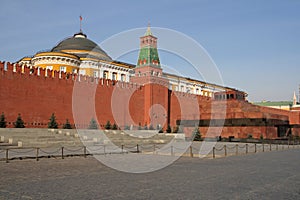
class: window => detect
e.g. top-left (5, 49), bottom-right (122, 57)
top-left (121, 74), bottom-right (126, 81)
top-left (187, 87), bottom-right (190, 93)
top-left (103, 71), bottom-right (109, 79)
top-left (72, 68), bottom-right (78, 74)
top-left (196, 88), bottom-right (199, 94)
top-left (112, 72), bottom-right (117, 80)
top-left (181, 86), bottom-right (184, 92)
top-left (93, 71), bottom-right (98, 78)
top-left (60, 66), bottom-right (66, 73)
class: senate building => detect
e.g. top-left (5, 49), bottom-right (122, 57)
top-left (17, 26), bottom-right (235, 98)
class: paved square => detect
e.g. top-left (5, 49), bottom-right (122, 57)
top-left (0, 150), bottom-right (300, 199)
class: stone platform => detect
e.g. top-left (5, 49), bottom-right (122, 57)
top-left (0, 128), bottom-right (175, 148)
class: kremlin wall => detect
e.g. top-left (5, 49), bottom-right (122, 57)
top-left (1, 27), bottom-right (300, 139)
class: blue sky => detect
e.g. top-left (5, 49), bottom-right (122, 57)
top-left (0, 0), bottom-right (299, 102)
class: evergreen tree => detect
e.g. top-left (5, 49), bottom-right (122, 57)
top-left (48, 113), bottom-right (58, 129)
top-left (104, 120), bottom-right (111, 130)
top-left (166, 124), bottom-right (172, 133)
top-left (193, 127), bottom-right (202, 141)
top-left (144, 123), bottom-right (148, 130)
top-left (14, 114), bottom-right (25, 128)
top-left (112, 123), bottom-right (118, 130)
top-left (124, 124), bottom-right (130, 130)
top-left (260, 134), bottom-right (264, 140)
top-left (138, 123), bottom-right (142, 130)
top-left (0, 112), bottom-right (7, 128)
top-left (88, 118), bottom-right (98, 129)
top-left (149, 124), bottom-right (154, 130)
top-left (63, 119), bottom-right (72, 129)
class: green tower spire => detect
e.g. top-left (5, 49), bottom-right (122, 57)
top-left (144, 22), bottom-right (153, 36)
top-left (137, 24), bottom-right (161, 68)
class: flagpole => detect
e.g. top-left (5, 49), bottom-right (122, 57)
top-left (80, 16), bottom-right (82, 32)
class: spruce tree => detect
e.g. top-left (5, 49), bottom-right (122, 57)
top-left (166, 124), bottom-right (172, 133)
top-left (48, 113), bottom-right (58, 129)
top-left (124, 125), bottom-right (130, 130)
top-left (112, 123), bottom-right (118, 130)
top-left (104, 120), bottom-right (111, 130)
top-left (0, 112), bottom-right (7, 128)
top-left (63, 119), bottom-right (72, 129)
top-left (138, 123), bottom-right (142, 130)
top-left (88, 118), bottom-right (98, 129)
top-left (149, 124), bottom-right (154, 130)
top-left (14, 114), bottom-right (25, 128)
top-left (144, 123), bottom-right (148, 130)
top-left (193, 127), bottom-right (202, 141)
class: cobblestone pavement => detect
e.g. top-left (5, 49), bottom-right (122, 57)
top-left (0, 149), bottom-right (299, 200)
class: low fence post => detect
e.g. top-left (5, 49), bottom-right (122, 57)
top-left (171, 145), bottom-right (174, 156)
top-left (36, 148), bottom-right (39, 161)
top-left (236, 144), bottom-right (238, 155)
top-left (254, 144), bottom-right (257, 153)
top-left (224, 145), bottom-right (227, 157)
top-left (136, 144), bottom-right (139, 153)
top-left (189, 146), bottom-right (193, 157)
top-left (84, 146), bottom-right (86, 158)
top-left (5, 149), bottom-right (9, 163)
top-left (213, 147), bottom-right (215, 158)
top-left (262, 143), bottom-right (265, 152)
top-left (121, 145), bottom-right (124, 154)
top-left (153, 144), bottom-right (156, 154)
top-left (61, 147), bottom-right (64, 159)
top-left (276, 144), bottom-right (278, 151)
top-left (246, 144), bottom-right (248, 154)
top-left (269, 143), bottom-right (272, 151)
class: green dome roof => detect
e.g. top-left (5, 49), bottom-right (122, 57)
top-left (51, 32), bottom-right (112, 61)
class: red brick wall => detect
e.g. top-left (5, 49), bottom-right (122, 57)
top-left (0, 62), bottom-right (145, 129)
top-left (0, 62), bottom-right (74, 127)
top-left (1, 61), bottom-right (300, 139)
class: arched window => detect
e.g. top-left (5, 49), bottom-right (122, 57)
top-left (112, 72), bottom-right (117, 80)
top-left (121, 74), bottom-right (126, 81)
top-left (103, 71), bottom-right (109, 79)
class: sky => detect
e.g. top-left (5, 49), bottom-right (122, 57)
top-left (0, 0), bottom-right (299, 102)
